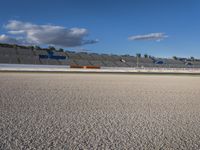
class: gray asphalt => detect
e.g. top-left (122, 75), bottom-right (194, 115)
top-left (1, 73), bottom-right (200, 149)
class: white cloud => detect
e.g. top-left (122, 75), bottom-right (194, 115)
top-left (1, 20), bottom-right (98, 47)
top-left (128, 33), bottom-right (168, 41)
top-left (8, 30), bottom-right (25, 34)
top-left (0, 34), bottom-right (25, 44)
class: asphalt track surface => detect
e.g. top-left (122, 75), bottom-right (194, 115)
top-left (1, 73), bottom-right (200, 149)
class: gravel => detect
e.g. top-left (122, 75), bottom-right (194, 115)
top-left (1, 73), bottom-right (200, 149)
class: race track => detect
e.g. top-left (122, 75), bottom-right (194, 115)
top-left (1, 73), bottom-right (200, 149)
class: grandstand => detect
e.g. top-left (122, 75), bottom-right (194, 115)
top-left (0, 43), bottom-right (200, 68)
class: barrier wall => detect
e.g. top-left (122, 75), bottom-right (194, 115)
top-left (1, 64), bottom-right (200, 74)
top-left (70, 65), bottom-right (100, 69)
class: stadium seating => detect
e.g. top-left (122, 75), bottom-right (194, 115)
top-left (114, 61), bottom-right (129, 67)
top-left (126, 62), bottom-right (137, 67)
top-left (19, 56), bottom-right (41, 64)
top-left (79, 52), bottom-right (93, 60)
top-left (139, 58), bottom-right (153, 63)
top-left (101, 54), bottom-right (115, 61)
top-left (110, 54), bottom-right (121, 61)
top-left (17, 48), bottom-right (34, 56)
top-left (40, 59), bottom-right (60, 65)
top-left (0, 47), bottom-right (17, 56)
top-left (121, 55), bottom-right (137, 62)
top-left (53, 51), bottom-right (67, 56)
top-left (65, 51), bottom-right (81, 59)
top-left (34, 49), bottom-right (48, 56)
top-left (1, 43), bottom-right (200, 68)
top-left (90, 53), bottom-right (104, 60)
top-left (103, 61), bottom-right (117, 67)
top-left (89, 60), bottom-right (105, 66)
top-left (0, 55), bottom-right (18, 64)
top-left (73, 59), bottom-right (91, 66)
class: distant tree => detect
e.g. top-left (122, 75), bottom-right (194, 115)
top-left (34, 46), bottom-right (41, 50)
top-left (144, 54), bottom-right (148, 58)
top-left (190, 56), bottom-right (195, 61)
top-left (173, 56), bottom-right (177, 60)
top-left (1, 43), bottom-right (11, 48)
top-left (13, 44), bottom-right (18, 49)
top-left (58, 48), bottom-right (64, 52)
top-left (28, 46), bottom-right (34, 50)
top-left (150, 55), bottom-right (155, 59)
top-left (48, 46), bottom-right (56, 51)
top-left (136, 53), bottom-right (141, 58)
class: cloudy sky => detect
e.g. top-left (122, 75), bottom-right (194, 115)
top-left (0, 0), bottom-right (200, 57)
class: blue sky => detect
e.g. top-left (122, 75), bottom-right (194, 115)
top-left (0, 0), bottom-right (200, 58)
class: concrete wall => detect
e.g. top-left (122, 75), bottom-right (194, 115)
top-left (1, 64), bottom-right (200, 74)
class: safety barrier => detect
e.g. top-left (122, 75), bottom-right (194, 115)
top-left (70, 65), bottom-right (101, 69)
